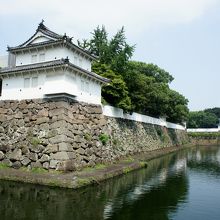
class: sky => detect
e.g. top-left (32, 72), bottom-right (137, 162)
top-left (0, 0), bottom-right (219, 111)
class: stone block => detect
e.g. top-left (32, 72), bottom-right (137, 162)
top-left (29, 144), bottom-right (44, 153)
top-left (0, 144), bottom-right (11, 153)
top-left (51, 152), bottom-right (70, 160)
top-left (12, 161), bottom-right (22, 169)
top-left (39, 123), bottom-right (50, 131)
top-left (58, 142), bottom-right (73, 151)
top-left (43, 144), bottom-right (58, 153)
top-left (0, 108), bottom-right (7, 114)
top-left (49, 108), bottom-right (67, 117)
top-left (49, 160), bottom-right (59, 169)
top-left (39, 154), bottom-right (50, 162)
top-left (0, 114), bottom-right (7, 122)
top-left (76, 148), bottom-right (85, 155)
top-left (31, 161), bottom-right (42, 168)
top-left (36, 117), bottom-right (49, 125)
top-left (27, 152), bottom-right (38, 161)
top-left (8, 149), bottom-right (22, 161)
top-left (67, 152), bottom-right (76, 159)
top-left (50, 120), bottom-right (67, 129)
top-left (1, 159), bottom-right (12, 167)
top-left (0, 126), bottom-right (4, 133)
top-left (14, 112), bottom-right (23, 119)
top-left (21, 157), bottom-right (31, 166)
top-left (49, 135), bottom-right (73, 144)
top-left (37, 109), bottom-right (49, 117)
top-left (0, 151), bottom-right (5, 160)
top-left (43, 162), bottom-right (49, 170)
top-left (56, 160), bottom-right (76, 171)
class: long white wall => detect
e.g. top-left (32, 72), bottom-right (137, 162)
top-left (187, 128), bottom-right (220, 133)
top-left (102, 105), bottom-right (186, 130)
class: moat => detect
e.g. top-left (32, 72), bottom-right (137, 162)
top-left (0, 146), bottom-right (220, 220)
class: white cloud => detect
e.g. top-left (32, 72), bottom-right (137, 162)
top-left (0, 0), bottom-right (218, 39)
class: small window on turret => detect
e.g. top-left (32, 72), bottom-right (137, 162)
top-left (24, 78), bottom-right (30, 88)
top-left (39, 53), bottom-right (45, 62)
top-left (32, 77), bottom-right (38, 87)
top-left (79, 59), bottom-right (82, 68)
top-left (31, 55), bottom-right (37, 63)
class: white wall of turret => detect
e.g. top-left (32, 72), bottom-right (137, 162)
top-left (0, 69), bottom-right (101, 104)
top-left (15, 47), bottom-right (91, 71)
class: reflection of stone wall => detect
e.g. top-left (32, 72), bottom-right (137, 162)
top-left (190, 137), bottom-right (220, 146)
top-left (0, 99), bottom-right (188, 171)
top-left (0, 152), bottom-right (188, 220)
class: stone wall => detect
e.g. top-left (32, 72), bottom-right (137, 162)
top-left (189, 137), bottom-right (220, 146)
top-left (0, 99), bottom-right (188, 171)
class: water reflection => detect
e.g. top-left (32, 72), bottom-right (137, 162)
top-left (0, 146), bottom-right (220, 220)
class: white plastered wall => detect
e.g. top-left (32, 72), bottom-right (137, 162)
top-left (0, 69), bottom-right (102, 105)
top-left (15, 47), bottom-right (91, 71)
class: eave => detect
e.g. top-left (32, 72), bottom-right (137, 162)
top-left (0, 59), bottom-right (110, 84)
top-left (8, 39), bottom-right (97, 61)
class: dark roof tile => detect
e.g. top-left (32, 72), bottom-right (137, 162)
top-left (0, 59), bottom-right (110, 84)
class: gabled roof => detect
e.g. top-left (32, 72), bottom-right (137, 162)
top-left (19, 21), bottom-right (63, 47)
top-left (7, 21), bottom-right (97, 60)
top-left (0, 58), bottom-right (110, 84)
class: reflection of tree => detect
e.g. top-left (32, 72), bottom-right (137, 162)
top-left (187, 146), bottom-right (220, 176)
top-left (107, 174), bottom-right (188, 220)
top-left (0, 151), bottom-right (189, 220)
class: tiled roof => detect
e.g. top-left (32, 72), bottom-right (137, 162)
top-left (0, 58), bottom-right (110, 84)
top-left (7, 21), bottom-right (97, 60)
top-left (8, 39), bottom-right (97, 60)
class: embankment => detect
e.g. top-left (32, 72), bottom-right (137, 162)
top-left (0, 99), bottom-right (189, 172)
top-left (188, 132), bottom-right (220, 146)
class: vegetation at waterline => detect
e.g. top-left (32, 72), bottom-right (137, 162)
top-left (188, 132), bottom-right (220, 138)
top-left (187, 107), bottom-right (220, 128)
top-left (78, 26), bottom-right (189, 124)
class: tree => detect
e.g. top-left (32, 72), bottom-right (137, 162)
top-left (124, 61), bottom-right (188, 122)
top-left (126, 61), bottom-right (174, 84)
top-left (78, 26), bottom-right (135, 75)
top-left (187, 111), bottom-right (219, 128)
top-left (92, 63), bottom-right (131, 111)
top-left (204, 108), bottom-right (220, 119)
top-left (165, 90), bottom-right (189, 124)
top-left (79, 26), bottom-right (189, 124)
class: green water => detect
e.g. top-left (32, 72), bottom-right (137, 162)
top-left (0, 146), bottom-right (220, 220)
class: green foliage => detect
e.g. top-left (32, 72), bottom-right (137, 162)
top-left (187, 111), bottom-right (219, 128)
top-left (188, 132), bottom-right (220, 138)
top-left (126, 61), bottom-right (174, 84)
top-left (99, 133), bottom-right (109, 145)
top-left (204, 108), bottom-right (220, 118)
top-left (31, 167), bottom-right (47, 173)
top-left (92, 63), bottom-right (131, 111)
top-left (94, 164), bottom-right (106, 169)
top-left (123, 167), bottom-right (132, 174)
top-left (165, 89), bottom-right (189, 124)
top-left (79, 26), bottom-right (189, 123)
top-left (124, 61), bottom-right (189, 122)
top-left (0, 163), bottom-right (9, 169)
top-left (78, 25), bottom-right (135, 74)
top-left (30, 137), bottom-right (41, 146)
top-left (84, 133), bottom-right (92, 141)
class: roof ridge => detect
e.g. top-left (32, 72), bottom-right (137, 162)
top-left (37, 20), bottom-right (63, 39)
